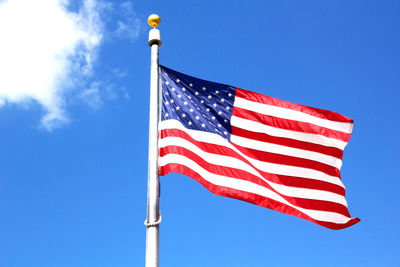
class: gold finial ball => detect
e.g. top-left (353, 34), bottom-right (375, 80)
top-left (148, 14), bottom-right (161, 28)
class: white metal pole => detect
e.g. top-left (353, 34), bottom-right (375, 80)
top-left (145, 15), bottom-right (162, 267)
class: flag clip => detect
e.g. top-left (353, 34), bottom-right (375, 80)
top-left (144, 213), bottom-right (162, 227)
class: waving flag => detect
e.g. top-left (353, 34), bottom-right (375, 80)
top-left (158, 65), bottom-right (360, 230)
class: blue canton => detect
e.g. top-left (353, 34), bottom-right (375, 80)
top-left (161, 66), bottom-right (236, 141)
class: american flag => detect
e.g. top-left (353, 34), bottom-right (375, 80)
top-left (158, 65), bottom-right (360, 230)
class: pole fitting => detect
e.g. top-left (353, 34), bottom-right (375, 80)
top-left (148, 29), bottom-right (161, 46)
top-left (144, 213), bottom-right (162, 227)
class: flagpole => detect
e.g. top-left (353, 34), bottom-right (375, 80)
top-left (145, 14), bottom-right (162, 267)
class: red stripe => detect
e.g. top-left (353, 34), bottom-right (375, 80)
top-left (160, 163), bottom-right (360, 230)
top-left (161, 128), bottom-right (345, 196)
top-left (233, 106), bottom-right (351, 142)
top-left (160, 146), bottom-right (350, 216)
top-left (267, 174), bottom-right (345, 196)
top-left (232, 143), bottom-right (341, 178)
top-left (160, 145), bottom-right (267, 189)
top-left (235, 88), bottom-right (353, 123)
top-left (231, 126), bottom-right (344, 159)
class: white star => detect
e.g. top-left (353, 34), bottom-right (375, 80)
top-left (218, 111), bottom-right (222, 115)
top-left (213, 103), bottom-right (217, 107)
top-left (215, 90), bottom-right (219, 94)
top-left (183, 101), bottom-right (188, 105)
top-left (165, 101), bottom-right (169, 105)
top-left (189, 108), bottom-right (194, 112)
top-left (202, 87), bottom-right (206, 91)
top-left (188, 95), bottom-right (191, 99)
top-left (211, 116), bottom-right (216, 120)
top-left (176, 106), bottom-right (180, 110)
top-left (195, 116), bottom-right (200, 120)
top-left (165, 73), bottom-right (168, 76)
top-left (201, 123), bottom-right (206, 127)
top-left (171, 87), bottom-right (175, 91)
top-left (182, 87), bottom-right (186, 91)
top-left (182, 113), bottom-right (186, 118)
top-left (226, 106), bottom-right (230, 110)
top-left (224, 131), bottom-right (228, 135)
top-left (218, 124), bottom-right (222, 127)
top-left (208, 95), bottom-right (212, 99)
top-left (224, 119), bottom-right (228, 123)
top-left (165, 92), bottom-right (169, 95)
top-left (165, 81), bottom-right (169, 85)
top-left (221, 98), bottom-right (225, 102)
top-left (176, 79), bottom-right (180, 82)
top-left (177, 94), bottom-right (182, 98)
top-left (165, 113), bottom-right (169, 117)
top-left (200, 100), bottom-right (204, 104)
top-left (206, 108), bottom-right (210, 112)
top-left (189, 83), bottom-right (193, 87)
top-left (170, 99), bottom-right (174, 103)
top-left (188, 121), bottom-right (192, 125)
top-left (195, 92), bottom-right (199, 95)
top-left (228, 93), bottom-right (232, 97)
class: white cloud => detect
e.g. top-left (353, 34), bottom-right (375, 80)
top-left (79, 81), bottom-right (103, 109)
top-left (112, 1), bottom-right (142, 42)
top-left (121, 87), bottom-right (130, 100)
top-left (0, 0), bottom-right (103, 130)
top-left (0, 0), bottom-right (141, 130)
top-left (111, 68), bottom-right (128, 79)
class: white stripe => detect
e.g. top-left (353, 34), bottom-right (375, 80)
top-left (160, 153), bottom-right (353, 224)
top-left (160, 119), bottom-right (345, 188)
top-left (160, 136), bottom-right (260, 179)
top-left (231, 134), bottom-right (343, 169)
top-left (160, 119), bottom-right (229, 146)
top-left (244, 157), bottom-right (343, 188)
top-left (231, 116), bottom-right (348, 150)
top-left (234, 96), bottom-right (353, 134)
top-left (159, 136), bottom-right (348, 206)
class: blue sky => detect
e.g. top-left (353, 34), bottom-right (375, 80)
top-left (0, 0), bottom-right (399, 266)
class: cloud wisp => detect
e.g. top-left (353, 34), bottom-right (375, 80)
top-left (113, 2), bottom-right (142, 42)
top-left (0, 0), bottom-right (141, 130)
